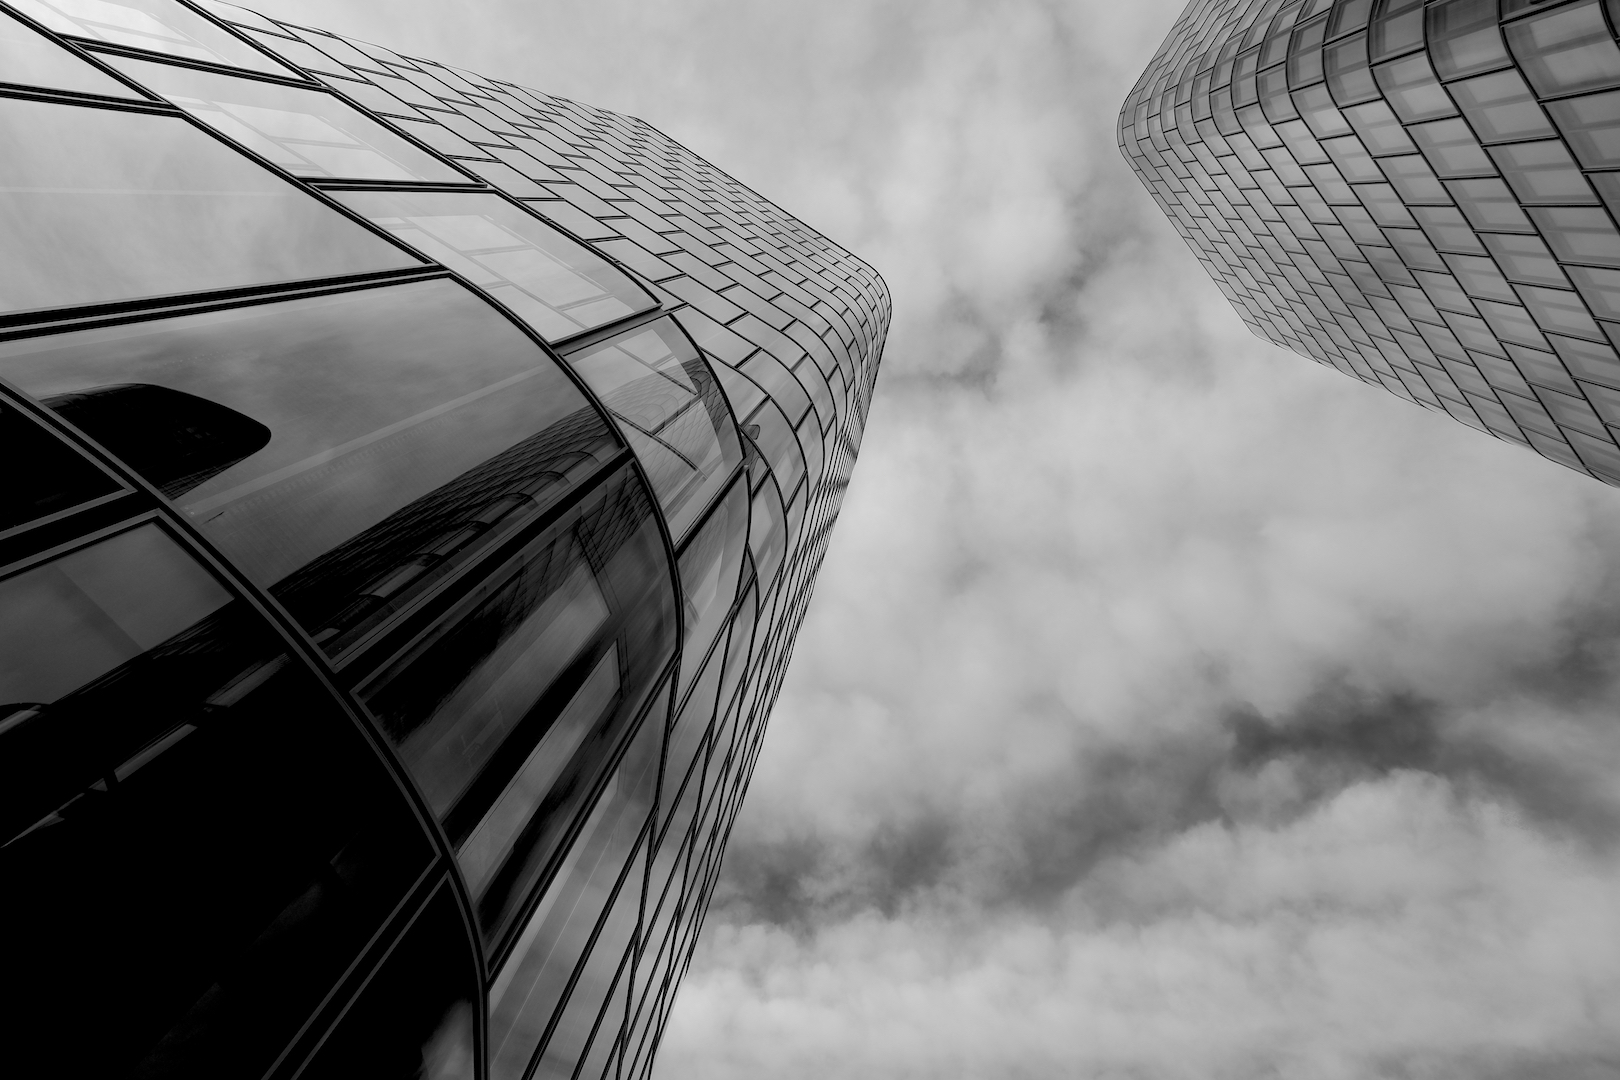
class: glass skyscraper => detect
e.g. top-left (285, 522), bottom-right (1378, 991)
top-left (0, 2), bottom-right (888, 1078)
top-left (1121, 0), bottom-right (1620, 483)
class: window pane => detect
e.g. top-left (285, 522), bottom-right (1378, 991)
top-left (1482, 232), bottom-right (1569, 285)
top-left (361, 465), bottom-right (674, 948)
top-left (333, 189), bottom-right (655, 342)
top-left (107, 55), bottom-right (464, 182)
top-left (1426, 0), bottom-right (1511, 80)
top-left (0, 398), bottom-right (121, 531)
top-left (298, 883), bottom-right (478, 1080)
top-left (1447, 68), bottom-right (1556, 142)
top-left (0, 98), bottom-right (417, 314)
top-left (1328, 0), bottom-right (1374, 38)
top-left (0, 280), bottom-right (623, 655)
top-left (568, 318), bottom-right (744, 542)
top-left (748, 479), bottom-right (787, 590)
top-left (0, 6), bottom-right (140, 96)
top-left (1445, 177), bottom-right (1536, 231)
top-left (1488, 140), bottom-right (1598, 204)
top-left (10, 0), bottom-right (298, 76)
top-left (1325, 32), bottom-right (1379, 104)
top-left (487, 707), bottom-right (661, 1080)
top-left (1374, 51), bottom-right (1457, 121)
top-left (1368, 0), bottom-right (1425, 62)
top-left (675, 474), bottom-right (749, 670)
top-left (1408, 116), bottom-right (1492, 175)
top-left (1506, 0), bottom-right (1620, 97)
top-left (1547, 90), bottom-right (1620, 169)
top-left (0, 523), bottom-right (432, 1078)
top-left (1529, 205), bottom-right (1620, 266)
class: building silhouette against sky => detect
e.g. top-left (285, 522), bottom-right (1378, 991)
top-left (0, 1), bottom-right (888, 1077)
top-left (1121, 0), bottom-right (1620, 484)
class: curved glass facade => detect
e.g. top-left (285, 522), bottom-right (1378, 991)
top-left (0, 2), bottom-right (889, 1077)
top-left (1122, 0), bottom-right (1620, 483)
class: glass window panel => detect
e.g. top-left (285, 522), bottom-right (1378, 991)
top-left (1488, 139), bottom-right (1598, 204)
top-left (1529, 205), bottom-right (1620, 265)
top-left (1374, 51), bottom-right (1457, 122)
top-left (236, 26), bottom-right (348, 76)
top-left (1547, 332), bottom-right (1620, 385)
top-left (297, 883), bottom-right (478, 1080)
top-left (1567, 263), bottom-right (1620, 317)
top-left (1444, 252), bottom-right (1518, 301)
top-left (10, 0), bottom-right (298, 75)
top-left (1328, 0), bottom-right (1374, 38)
top-left (748, 479), bottom-right (787, 590)
top-left (740, 350), bottom-right (814, 427)
top-left (529, 899), bottom-right (638, 1080)
top-left (1289, 15), bottom-right (1329, 86)
top-left (1507, 0), bottom-right (1620, 97)
top-left (321, 73), bottom-right (422, 118)
top-left (1380, 154), bottom-right (1448, 202)
top-left (1426, 0), bottom-right (1511, 80)
top-left (1446, 177), bottom-right (1536, 231)
top-left (1447, 69), bottom-right (1556, 142)
top-left (1405, 116), bottom-right (1490, 178)
top-left (1368, 0), bottom-right (1425, 62)
top-left (486, 706), bottom-right (661, 1080)
top-left (567, 319), bottom-right (743, 541)
top-left (1517, 283), bottom-right (1605, 339)
top-left (0, 280), bottom-right (620, 653)
top-left (0, 398), bottom-right (122, 531)
top-left (333, 189), bottom-right (654, 342)
top-left (1324, 32), bottom-right (1379, 104)
top-left (1546, 90), bottom-right (1620, 168)
top-left (1476, 299), bottom-right (1552, 348)
top-left (741, 395), bottom-right (807, 499)
top-left (390, 115), bottom-right (486, 157)
top-left (107, 55), bottom-right (463, 182)
top-left (0, 98), bottom-right (417, 314)
top-left (676, 475), bottom-right (749, 671)
top-left (1483, 232), bottom-right (1570, 285)
top-left (187, 0), bottom-right (282, 33)
top-left (1, 522), bottom-right (432, 1078)
top-left (1343, 98), bottom-right (1415, 154)
top-left (1260, 65), bottom-right (1299, 122)
top-left (1413, 205), bottom-right (1489, 253)
top-left (0, 6), bottom-right (140, 96)
top-left (359, 465), bottom-right (674, 947)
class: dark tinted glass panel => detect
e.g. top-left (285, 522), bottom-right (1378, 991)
top-left (1506, 0), bottom-right (1620, 97)
top-left (334, 189), bottom-right (656, 342)
top-left (487, 704), bottom-right (662, 1080)
top-left (298, 882), bottom-right (479, 1080)
top-left (1328, 0), bottom-right (1374, 37)
top-left (676, 474), bottom-right (748, 670)
top-left (0, 398), bottom-right (121, 531)
top-left (0, 98), bottom-right (416, 314)
top-left (568, 318), bottom-right (744, 542)
top-left (1426, 0), bottom-right (1510, 80)
top-left (0, 280), bottom-right (616, 655)
top-left (532, 928), bottom-right (635, 1080)
top-left (664, 647), bottom-right (724, 832)
top-left (108, 55), bottom-right (464, 181)
top-left (0, 7), bottom-right (139, 95)
top-left (0, 523), bottom-right (432, 1079)
top-left (358, 464), bottom-right (674, 946)
top-left (11, 0), bottom-right (298, 75)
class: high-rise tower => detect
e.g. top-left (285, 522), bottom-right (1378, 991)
top-left (1121, 0), bottom-right (1620, 483)
top-left (0, 2), bottom-right (888, 1078)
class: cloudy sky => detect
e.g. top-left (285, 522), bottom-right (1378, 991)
top-left (256, 1), bottom-right (1620, 1075)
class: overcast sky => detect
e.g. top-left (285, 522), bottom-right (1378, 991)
top-left (254, 1), bottom-right (1620, 1075)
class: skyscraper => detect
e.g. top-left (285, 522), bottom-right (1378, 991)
top-left (1121, 0), bottom-right (1620, 484)
top-left (0, 2), bottom-right (888, 1078)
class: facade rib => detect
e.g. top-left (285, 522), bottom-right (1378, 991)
top-left (1121, 0), bottom-right (1620, 483)
top-left (0, 2), bottom-right (888, 1078)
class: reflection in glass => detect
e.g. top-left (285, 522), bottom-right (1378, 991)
top-left (568, 318), bottom-right (744, 542)
top-left (0, 7), bottom-right (139, 96)
top-left (10, 0), bottom-right (298, 75)
top-left (0, 399), bottom-right (121, 531)
top-left (748, 480), bottom-right (787, 590)
top-left (1426, 0), bottom-right (1509, 80)
top-left (107, 55), bottom-right (463, 182)
top-left (487, 701), bottom-right (662, 1080)
top-left (0, 523), bottom-right (432, 1079)
top-left (1506, 0), bottom-right (1620, 98)
top-left (333, 189), bottom-right (655, 342)
top-left (0, 281), bottom-right (615, 653)
top-left (0, 97), bottom-right (418, 314)
top-left (360, 464), bottom-right (674, 947)
top-left (675, 474), bottom-right (748, 671)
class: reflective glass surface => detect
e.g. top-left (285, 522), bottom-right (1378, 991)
top-left (0, 280), bottom-right (617, 654)
top-left (359, 463), bottom-right (675, 948)
top-left (0, 522), bottom-right (433, 1078)
top-left (675, 473), bottom-right (749, 667)
top-left (567, 318), bottom-right (744, 542)
top-left (487, 698), bottom-right (662, 1080)
top-left (0, 97), bottom-right (418, 314)
top-left (0, 397), bottom-right (122, 531)
top-left (107, 54), bottom-right (464, 181)
top-left (333, 189), bottom-right (655, 342)
top-left (0, 6), bottom-right (140, 95)
top-left (10, 0), bottom-right (298, 75)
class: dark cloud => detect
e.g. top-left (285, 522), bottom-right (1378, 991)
top-left (252, 0), bottom-right (1620, 1075)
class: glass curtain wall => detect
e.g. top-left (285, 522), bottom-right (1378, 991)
top-left (0, 2), bottom-right (888, 1079)
top-left (1121, 0), bottom-right (1620, 484)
